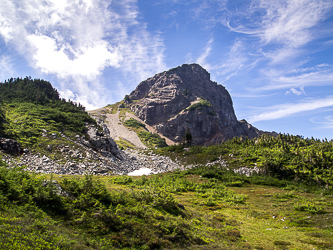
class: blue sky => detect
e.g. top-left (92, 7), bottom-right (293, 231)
top-left (0, 0), bottom-right (333, 139)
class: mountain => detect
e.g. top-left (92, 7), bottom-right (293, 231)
top-left (124, 63), bottom-right (271, 145)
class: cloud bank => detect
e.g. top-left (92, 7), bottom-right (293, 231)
top-left (0, 0), bottom-right (166, 109)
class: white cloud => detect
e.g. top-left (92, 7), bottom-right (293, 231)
top-left (225, 0), bottom-right (333, 63)
top-left (260, 65), bottom-right (333, 91)
top-left (0, 55), bottom-right (16, 81)
top-left (258, 0), bottom-right (331, 47)
top-left (230, 93), bottom-right (276, 98)
top-left (208, 39), bottom-right (258, 82)
top-left (0, 0), bottom-right (166, 108)
top-left (285, 87), bottom-right (305, 95)
top-left (195, 38), bottom-right (213, 70)
top-left (27, 34), bottom-right (122, 80)
top-left (248, 96), bottom-right (333, 123)
top-left (311, 115), bottom-right (333, 129)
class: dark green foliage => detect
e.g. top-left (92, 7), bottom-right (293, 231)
top-left (137, 131), bottom-right (168, 148)
top-left (185, 165), bottom-right (250, 187)
top-left (0, 163), bottom-right (217, 249)
top-left (160, 144), bottom-right (184, 153)
top-left (0, 165), bottom-right (64, 214)
top-left (0, 77), bottom-right (59, 105)
top-left (187, 98), bottom-right (212, 111)
top-left (0, 106), bottom-right (5, 137)
top-left (61, 175), bottom-right (112, 209)
top-left (157, 134), bottom-right (333, 189)
top-left (294, 200), bottom-right (327, 214)
top-left (0, 76), bottom-right (92, 114)
top-left (131, 173), bottom-right (247, 205)
top-left (123, 118), bottom-right (145, 129)
top-left (0, 77), bottom-right (95, 146)
top-left (124, 95), bottom-right (131, 104)
top-left (109, 175), bottom-right (133, 185)
top-left (184, 125), bottom-right (192, 146)
top-left (183, 89), bottom-right (190, 96)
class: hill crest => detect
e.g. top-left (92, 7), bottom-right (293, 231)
top-left (124, 63), bottom-right (268, 145)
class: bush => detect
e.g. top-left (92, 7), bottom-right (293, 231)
top-left (123, 118), bottom-right (145, 129)
top-left (137, 131), bottom-right (168, 148)
top-left (187, 99), bottom-right (212, 111)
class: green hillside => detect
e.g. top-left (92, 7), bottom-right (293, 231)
top-left (0, 159), bottom-right (332, 249)
top-left (0, 77), bottom-right (95, 151)
top-left (156, 134), bottom-right (333, 190)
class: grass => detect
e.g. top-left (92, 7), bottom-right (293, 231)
top-left (123, 118), bottom-right (146, 129)
top-left (114, 137), bottom-right (136, 150)
top-left (137, 131), bottom-right (168, 148)
top-left (1, 162), bottom-right (332, 249)
top-left (186, 99), bottom-right (212, 111)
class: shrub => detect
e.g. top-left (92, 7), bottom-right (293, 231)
top-left (123, 118), bottom-right (145, 129)
top-left (187, 98), bottom-right (212, 111)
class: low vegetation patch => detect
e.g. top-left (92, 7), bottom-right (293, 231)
top-left (123, 118), bottom-right (146, 129)
top-left (157, 134), bottom-right (333, 190)
top-left (122, 118), bottom-right (167, 148)
top-left (137, 131), bottom-right (168, 148)
top-left (187, 98), bottom-right (212, 111)
top-left (0, 77), bottom-right (95, 151)
top-left (1, 159), bottom-right (333, 249)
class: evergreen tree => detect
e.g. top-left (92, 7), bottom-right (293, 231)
top-left (184, 125), bottom-right (192, 146)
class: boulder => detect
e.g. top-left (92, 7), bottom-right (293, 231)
top-left (0, 138), bottom-right (21, 154)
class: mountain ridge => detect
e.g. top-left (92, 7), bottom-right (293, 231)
top-left (122, 63), bottom-right (274, 145)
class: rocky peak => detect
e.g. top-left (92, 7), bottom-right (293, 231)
top-left (126, 63), bottom-right (263, 145)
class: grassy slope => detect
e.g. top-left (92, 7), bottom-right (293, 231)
top-left (156, 134), bottom-right (333, 189)
top-left (0, 78), bottom-right (96, 160)
top-left (0, 162), bottom-right (332, 250)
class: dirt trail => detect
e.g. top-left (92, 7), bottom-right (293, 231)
top-left (105, 111), bottom-right (146, 149)
top-left (89, 107), bottom-right (175, 148)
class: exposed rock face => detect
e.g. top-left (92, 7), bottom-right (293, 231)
top-left (0, 138), bottom-right (22, 154)
top-left (128, 63), bottom-right (263, 145)
top-left (86, 124), bottom-right (122, 160)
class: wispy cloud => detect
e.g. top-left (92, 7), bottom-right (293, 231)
top-left (0, 55), bottom-right (16, 81)
top-left (248, 96), bottom-right (333, 123)
top-left (226, 0), bottom-right (333, 63)
top-left (285, 87), bottom-right (306, 96)
top-left (259, 64), bottom-right (333, 91)
top-left (195, 38), bottom-right (213, 70)
top-left (230, 93), bottom-right (276, 98)
top-left (311, 115), bottom-right (333, 129)
top-left (0, 0), bottom-right (166, 109)
top-left (209, 39), bottom-right (259, 82)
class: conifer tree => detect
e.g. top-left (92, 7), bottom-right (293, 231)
top-left (184, 125), bottom-right (192, 146)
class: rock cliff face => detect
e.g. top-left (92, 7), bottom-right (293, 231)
top-left (127, 63), bottom-right (264, 145)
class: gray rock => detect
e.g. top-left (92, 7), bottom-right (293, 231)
top-left (0, 138), bottom-right (21, 154)
top-left (128, 63), bottom-right (274, 145)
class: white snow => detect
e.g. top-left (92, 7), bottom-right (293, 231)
top-left (127, 168), bottom-right (157, 176)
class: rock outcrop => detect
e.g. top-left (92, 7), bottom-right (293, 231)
top-left (0, 138), bottom-right (22, 154)
top-left (127, 63), bottom-right (265, 145)
top-left (86, 124), bottom-right (123, 160)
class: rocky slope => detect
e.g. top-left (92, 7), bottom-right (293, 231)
top-left (125, 63), bottom-right (268, 145)
top-left (0, 75), bottom-right (266, 177)
top-left (1, 125), bottom-right (183, 176)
